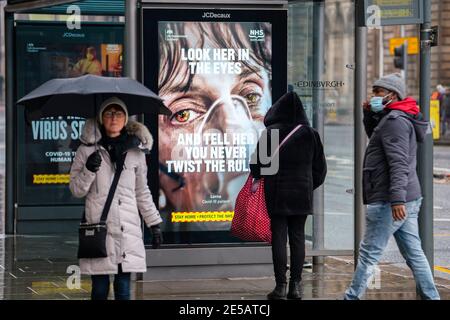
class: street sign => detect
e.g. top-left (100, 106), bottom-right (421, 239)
top-left (389, 37), bottom-right (419, 55)
top-left (358, 0), bottom-right (424, 26)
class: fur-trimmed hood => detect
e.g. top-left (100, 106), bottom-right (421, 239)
top-left (80, 118), bottom-right (154, 151)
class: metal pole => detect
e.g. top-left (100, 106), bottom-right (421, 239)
top-left (124, 0), bottom-right (141, 142)
top-left (418, 0), bottom-right (434, 273)
top-left (400, 26), bottom-right (408, 91)
top-left (379, 28), bottom-right (384, 78)
top-left (400, 25), bottom-right (405, 80)
top-left (354, 4), bottom-right (368, 266)
top-left (125, 0), bottom-right (144, 282)
top-left (125, 0), bottom-right (143, 126)
top-left (125, 0), bottom-right (138, 80)
top-left (5, 12), bottom-right (14, 234)
top-left (312, 0), bottom-right (325, 266)
top-left (403, 41), bottom-right (408, 91)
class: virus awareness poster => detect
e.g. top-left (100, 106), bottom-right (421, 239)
top-left (15, 23), bottom-right (124, 205)
top-left (157, 21), bottom-right (273, 232)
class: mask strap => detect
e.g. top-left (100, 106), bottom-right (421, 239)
top-left (196, 95), bottom-right (254, 137)
top-left (383, 92), bottom-right (393, 106)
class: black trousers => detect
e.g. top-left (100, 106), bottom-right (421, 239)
top-left (270, 214), bottom-right (308, 283)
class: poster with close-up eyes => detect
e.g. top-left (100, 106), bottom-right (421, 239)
top-left (143, 9), bottom-right (287, 244)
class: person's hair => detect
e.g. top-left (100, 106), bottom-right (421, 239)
top-left (85, 46), bottom-right (97, 58)
top-left (158, 22), bottom-right (272, 95)
top-left (372, 86), bottom-right (386, 94)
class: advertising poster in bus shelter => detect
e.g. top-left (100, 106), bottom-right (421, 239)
top-left (15, 23), bottom-right (124, 205)
top-left (157, 20), bottom-right (273, 233)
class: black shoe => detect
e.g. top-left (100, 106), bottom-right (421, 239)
top-left (287, 281), bottom-right (303, 300)
top-left (267, 282), bottom-right (287, 300)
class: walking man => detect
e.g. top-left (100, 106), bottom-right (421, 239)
top-left (344, 73), bottom-right (440, 300)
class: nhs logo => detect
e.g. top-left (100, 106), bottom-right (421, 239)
top-left (249, 29), bottom-right (264, 42)
top-left (165, 29), bottom-right (186, 41)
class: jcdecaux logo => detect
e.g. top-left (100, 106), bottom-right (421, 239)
top-left (202, 12), bottom-right (231, 19)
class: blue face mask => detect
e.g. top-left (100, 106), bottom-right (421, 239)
top-left (370, 93), bottom-right (392, 113)
top-left (370, 97), bottom-right (384, 113)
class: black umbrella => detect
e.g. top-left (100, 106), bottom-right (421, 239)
top-left (17, 74), bottom-right (171, 120)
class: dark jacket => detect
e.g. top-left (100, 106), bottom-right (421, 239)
top-left (250, 91), bottom-right (327, 216)
top-left (362, 98), bottom-right (429, 205)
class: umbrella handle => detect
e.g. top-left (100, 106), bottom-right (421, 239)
top-left (93, 93), bottom-right (102, 194)
top-left (95, 142), bottom-right (99, 194)
top-left (95, 173), bottom-right (99, 194)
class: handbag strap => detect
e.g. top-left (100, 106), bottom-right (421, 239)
top-left (271, 124), bottom-right (303, 159)
top-left (81, 153), bottom-right (128, 224)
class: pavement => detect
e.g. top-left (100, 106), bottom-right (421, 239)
top-left (0, 235), bottom-right (449, 300)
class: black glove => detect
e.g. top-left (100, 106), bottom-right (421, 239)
top-left (86, 150), bottom-right (102, 173)
top-left (151, 225), bottom-right (163, 249)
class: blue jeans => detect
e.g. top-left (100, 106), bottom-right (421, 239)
top-left (345, 198), bottom-right (440, 300)
top-left (91, 264), bottom-right (131, 300)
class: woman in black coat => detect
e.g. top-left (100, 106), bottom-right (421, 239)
top-left (250, 91), bottom-right (327, 300)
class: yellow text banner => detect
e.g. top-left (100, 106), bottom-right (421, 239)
top-left (171, 211), bottom-right (234, 223)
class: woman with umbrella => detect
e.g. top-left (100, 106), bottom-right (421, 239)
top-left (69, 96), bottom-right (163, 300)
top-left (18, 75), bottom-right (172, 300)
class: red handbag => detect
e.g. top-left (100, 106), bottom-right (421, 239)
top-left (231, 124), bottom-right (303, 243)
top-left (231, 174), bottom-right (272, 243)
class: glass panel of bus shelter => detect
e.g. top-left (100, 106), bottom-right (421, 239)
top-left (288, 0), bottom-right (354, 251)
top-left (322, 0), bottom-right (354, 250)
top-left (288, 0), bottom-right (314, 248)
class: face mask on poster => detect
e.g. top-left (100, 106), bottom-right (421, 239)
top-left (194, 94), bottom-right (261, 195)
top-left (196, 95), bottom-right (257, 135)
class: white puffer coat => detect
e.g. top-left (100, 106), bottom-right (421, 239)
top-left (70, 119), bottom-right (162, 275)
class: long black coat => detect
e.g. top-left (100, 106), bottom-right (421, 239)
top-left (250, 91), bottom-right (327, 216)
